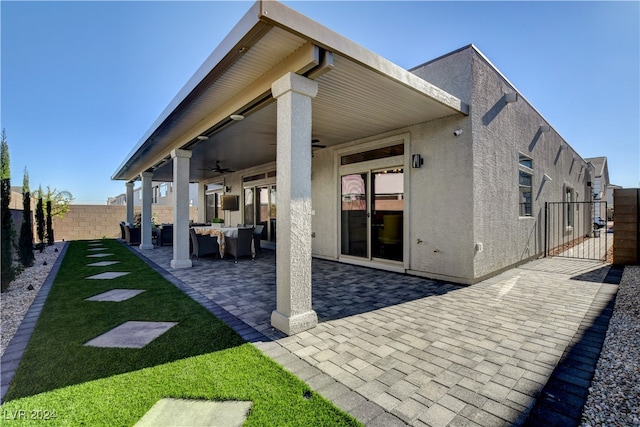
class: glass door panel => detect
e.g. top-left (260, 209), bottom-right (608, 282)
top-left (269, 186), bottom-right (276, 242)
top-left (250, 184), bottom-right (276, 243)
top-left (256, 187), bottom-right (269, 241)
top-left (205, 183), bottom-right (224, 223)
top-left (243, 188), bottom-right (254, 226)
top-left (372, 169), bottom-right (403, 261)
top-left (341, 173), bottom-right (368, 258)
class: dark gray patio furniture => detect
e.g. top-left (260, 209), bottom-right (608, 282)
top-left (225, 227), bottom-right (254, 263)
top-left (119, 221), bottom-right (126, 240)
top-left (124, 225), bottom-right (141, 245)
top-left (189, 228), bottom-right (219, 261)
top-left (253, 224), bottom-right (264, 255)
top-left (157, 224), bottom-right (173, 246)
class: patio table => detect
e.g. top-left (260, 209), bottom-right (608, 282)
top-left (192, 226), bottom-right (226, 258)
top-left (192, 227), bottom-right (256, 259)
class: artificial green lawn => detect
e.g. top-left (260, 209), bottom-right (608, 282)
top-left (2, 240), bottom-right (359, 426)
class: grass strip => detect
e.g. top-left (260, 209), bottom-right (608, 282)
top-left (2, 239), bottom-right (359, 426)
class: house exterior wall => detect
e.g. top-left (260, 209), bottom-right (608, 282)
top-left (409, 47), bottom-right (475, 281)
top-left (411, 46), bottom-right (591, 281)
top-left (406, 117), bottom-right (474, 281)
top-left (470, 48), bottom-right (590, 278)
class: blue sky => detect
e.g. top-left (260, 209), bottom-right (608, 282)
top-left (2, 1), bottom-right (638, 204)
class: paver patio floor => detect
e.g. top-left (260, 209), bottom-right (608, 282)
top-left (132, 245), bottom-right (617, 426)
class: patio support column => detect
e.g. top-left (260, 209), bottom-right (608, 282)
top-left (270, 72), bottom-right (318, 335)
top-left (170, 148), bottom-right (192, 269)
top-left (125, 181), bottom-right (134, 224)
top-left (139, 171), bottom-right (154, 250)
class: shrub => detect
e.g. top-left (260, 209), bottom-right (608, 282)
top-left (46, 200), bottom-right (54, 245)
top-left (1, 129), bottom-right (15, 291)
top-left (18, 169), bottom-right (35, 268)
top-left (35, 194), bottom-right (45, 252)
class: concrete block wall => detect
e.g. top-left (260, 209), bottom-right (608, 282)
top-left (613, 188), bottom-right (639, 265)
top-left (51, 205), bottom-right (198, 241)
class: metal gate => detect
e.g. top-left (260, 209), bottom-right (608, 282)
top-left (545, 201), bottom-right (608, 261)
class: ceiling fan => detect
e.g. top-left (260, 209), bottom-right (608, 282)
top-left (198, 160), bottom-right (234, 174)
top-left (312, 138), bottom-right (326, 148)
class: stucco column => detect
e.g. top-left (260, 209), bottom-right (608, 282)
top-left (125, 181), bottom-right (134, 224)
top-left (270, 72), bottom-right (318, 335)
top-left (139, 172), bottom-right (154, 250)
top-left (171, 149), bottom-right (193, 269)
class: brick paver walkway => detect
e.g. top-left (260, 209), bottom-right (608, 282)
top-left (133, 246), bottom-right (617, 426)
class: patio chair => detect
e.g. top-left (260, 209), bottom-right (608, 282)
top-left (253, 224), bottom-right (265, 255)
top-left (225, 227), bottom-right (254, 263)
top-left (189, 229), bottom-right (219, 261)
top-left (157, 224), bottom-right (173, 246)
top-left (124, 225), bottom-right (141, 246)
top-left (119, 222), bottom-right (126, 240)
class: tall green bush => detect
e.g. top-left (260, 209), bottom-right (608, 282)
top-left (1, 129), bottom-right (15, 291)
top-left (46, 200), bottom-right (54, 245)
top-left (18, 168), bottom-right (35, 267)
top-left (35, 190), bottom-right (45, 252)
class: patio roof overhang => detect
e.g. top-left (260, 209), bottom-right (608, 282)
top-left (112, 0), bottom-right (469, 183)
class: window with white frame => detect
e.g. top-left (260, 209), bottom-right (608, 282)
top-left (159, 183), bottom-right (168, 198)
top-left (519, 154), bottom-right (533, 216)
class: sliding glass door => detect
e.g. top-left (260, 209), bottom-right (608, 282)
top-left (341, 173), bottom-right (368, 257)
top-left (372, 169), bottom-right (404, 261)
top-left (256, 185), bottom-right (276, 243)
top-left (244, 183), bottom-right (276, 243)
top-left (340, 168), bottom-right (404, 262)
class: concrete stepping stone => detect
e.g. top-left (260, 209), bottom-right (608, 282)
top-left (86, 289), bottom-right (145, 302)
top-left (86, 272), bottom-right (130, 280)
top-left (85, 321), bottom-right (177, 348)
top-left (87, 253), bottom-right (114, 258)
top-left (87, 261), bottom-right (121, 267)
top-left (87, 248), bottom-right (107, 251)
top-left (134, 398), bottom-right (252, 427)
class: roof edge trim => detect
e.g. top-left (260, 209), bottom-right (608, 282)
top-left (112, 1), bottom-right (265, 181)
top-left (258, 1), bottom-right (468, 115)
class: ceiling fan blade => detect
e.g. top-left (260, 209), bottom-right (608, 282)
top-left (311, 138), bottom-right (326, 148)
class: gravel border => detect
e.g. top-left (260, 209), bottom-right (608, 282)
top-left (0, 242), bottom-right (64, 357)
top-left (580, 265), bottom-right (640, 427)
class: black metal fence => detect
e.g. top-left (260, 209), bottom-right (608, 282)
top-left (545, 201), bottom-right (608, 261)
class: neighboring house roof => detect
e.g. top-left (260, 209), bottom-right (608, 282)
top-left (584, 156), bottom-right (610, 191)
top-left (112, 0), bottom-right (468, 183)
top-left (584, 157), bottom-right (607, 178)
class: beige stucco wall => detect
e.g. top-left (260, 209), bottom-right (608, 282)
top-left (468, 49), bottom-right (589, 279)
top-left (50, 205), bottom-right (198, 241)
top-left (406, 116), bottom-right (475, 281)
top-left (307, 118), bottom-right (476, 283)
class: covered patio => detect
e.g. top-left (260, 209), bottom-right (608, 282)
top-left (112, 0), bottom-right (468, 336)
top-left (128, 243), bottom-right (618, 426)
top-left (132, 247), bottom-right (461, 341)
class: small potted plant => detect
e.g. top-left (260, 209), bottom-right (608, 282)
top-left (211, 218), bottom-right (224, 228)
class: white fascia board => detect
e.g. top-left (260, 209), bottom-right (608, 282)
top-left (112, 1), bottom-right (265, 181)
top-left (259, 0), bottom-right (469, 115)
